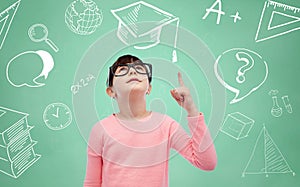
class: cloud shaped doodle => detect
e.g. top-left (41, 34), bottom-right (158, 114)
top-left (6, 50), bottom-right (54, 87)
top-left (214, 48), bottom-right (268, 104)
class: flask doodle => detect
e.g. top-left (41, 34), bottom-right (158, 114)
top-left (268, 89), bottom-right (282, 117)
top-left (214, 48), bottom-right (268, 104)
top-left (235, 52), bottom-right (254, 84)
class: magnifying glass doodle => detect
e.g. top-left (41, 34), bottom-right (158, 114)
top-left (28, 23), bottom-right (59, 52)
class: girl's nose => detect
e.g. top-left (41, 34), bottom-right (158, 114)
top-left (128, 67), bottom-right (137, 75)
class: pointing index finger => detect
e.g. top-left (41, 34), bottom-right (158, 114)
top-left (178, 72), bottom-right (185, 87)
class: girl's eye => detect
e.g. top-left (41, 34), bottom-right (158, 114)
top-left (119, 67), bottom-right (127, 71)
top-left (116, 66), bottom-right (128, 74)
top-left (135, 65), bottom-right (145, 72)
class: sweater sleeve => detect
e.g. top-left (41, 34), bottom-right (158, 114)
top-left (83, 124), bottom-right (104, 187)
top-left (170, 113), bottom-right (217, 171)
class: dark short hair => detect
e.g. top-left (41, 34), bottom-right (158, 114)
top-left (107, 54), bottom-right (152, 87)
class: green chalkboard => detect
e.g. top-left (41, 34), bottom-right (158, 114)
top-left (1, 0), bottom-right (299, 186)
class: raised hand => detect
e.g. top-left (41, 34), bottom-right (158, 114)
top-left (170, 72), bottom-right (199, 117)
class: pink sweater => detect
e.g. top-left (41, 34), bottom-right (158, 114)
top-left (84, 112), bottom-right (217, 187)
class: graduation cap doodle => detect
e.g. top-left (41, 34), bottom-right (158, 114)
top-left (111, 1), bottom-right (180, 62)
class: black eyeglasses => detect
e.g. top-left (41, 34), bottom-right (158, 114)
top-left (107, 62), bottom-right (152, 87)
top-left (111, 63), bottom-right (152, 77)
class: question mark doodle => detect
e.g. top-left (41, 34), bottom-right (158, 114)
top-left (214, 48), bottom-right (268, 104)
top-left (235, 52), bottom-right (254, 84)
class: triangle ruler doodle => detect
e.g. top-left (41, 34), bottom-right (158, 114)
top-left (0, 0), bottom-right (21, 50)
top-left (255, 0), bottom-right (300, 42)
top-left (242, 125), bottom-right (295, 177)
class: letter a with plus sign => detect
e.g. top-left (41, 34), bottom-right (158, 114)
top-left (202, 0), bottom-right (225, 24)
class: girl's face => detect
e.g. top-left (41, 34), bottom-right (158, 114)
top-left (110, 63), bottom-right (151, 99)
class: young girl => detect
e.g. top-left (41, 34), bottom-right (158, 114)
top-left (84, 55), bottom-right (217, 187)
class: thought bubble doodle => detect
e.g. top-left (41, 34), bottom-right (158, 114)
top-left (214, 48), bottom-right (268, 104)
top-left (6, 50), bottom-right (54, 87)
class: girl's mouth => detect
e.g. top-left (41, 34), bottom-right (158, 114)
top-left (127, 78), bottom-right (141, 83)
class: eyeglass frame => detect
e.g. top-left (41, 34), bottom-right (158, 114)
top-left (107, 62), bottom-right (152, 87)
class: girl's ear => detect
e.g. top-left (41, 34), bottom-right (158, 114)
top-left (147, 84), bottom-right (152, 95)
top-left (106, 87), bottom-right (116, 98)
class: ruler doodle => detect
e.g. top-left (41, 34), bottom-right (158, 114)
top-left (0, 0), bottom-right (21, 50)
top-left (255, 0), bottom-right (300, 42)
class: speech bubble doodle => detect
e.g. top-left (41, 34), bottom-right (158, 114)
top-left (214, 48), bottom-right (268, 104)
top-left (6, 50), bottom-right (54, 87)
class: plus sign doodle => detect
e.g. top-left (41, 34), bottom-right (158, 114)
top-left (230, 11), bottom-right (242, 23)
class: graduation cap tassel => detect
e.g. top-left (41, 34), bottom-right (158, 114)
top-left (172, 50), bottom-right (177, 63)
top-left (172, 18), bottom-right (180, 63)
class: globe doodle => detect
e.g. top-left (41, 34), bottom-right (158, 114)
top-left (65, 0), bottom-right (103, 35)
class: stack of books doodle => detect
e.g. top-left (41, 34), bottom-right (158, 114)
top-left (0, 106), bottom-right (41, 178)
